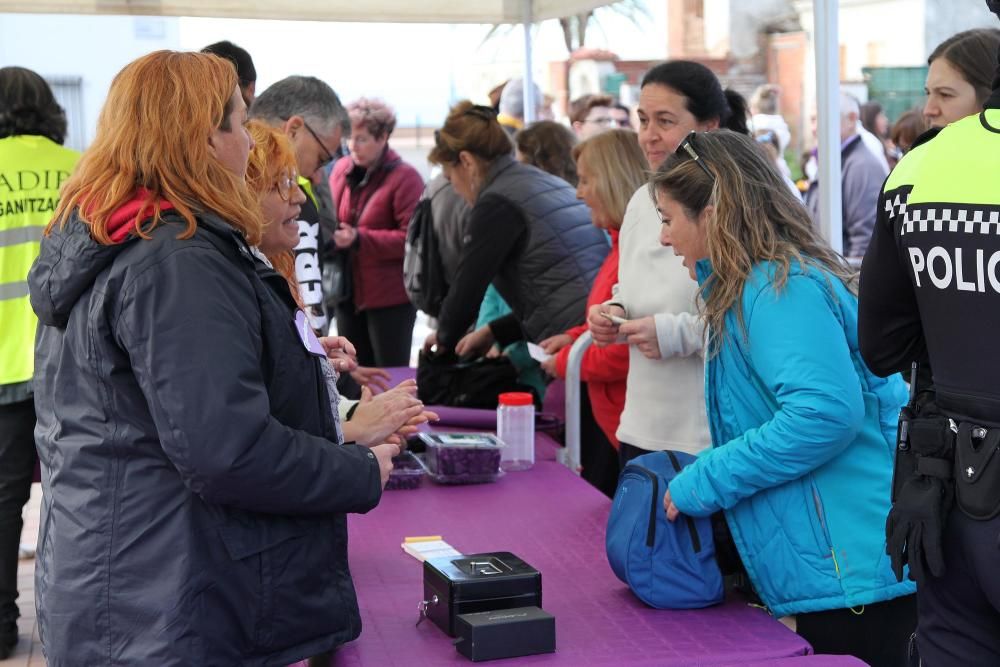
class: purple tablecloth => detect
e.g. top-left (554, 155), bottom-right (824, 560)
top-left (744, 656), bottom-right (868, 666)
top-left (337, 437), bottom-right (811, 665)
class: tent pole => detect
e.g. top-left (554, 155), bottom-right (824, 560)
top-left (522, 0), bottom-right (536, 123)
top-left (814, 0), bottom-right (843, 254)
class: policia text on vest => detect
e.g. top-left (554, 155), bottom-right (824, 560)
top-left (859, 98), bottom-right (1000, 664)
top-left (901, 212), bottom-right (1000, 293)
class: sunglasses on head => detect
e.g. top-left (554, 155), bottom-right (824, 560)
top-left (675, 131), bottom-right (715, 182)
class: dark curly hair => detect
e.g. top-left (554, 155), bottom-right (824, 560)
top-left (0, 66), bottom-right (67, 144)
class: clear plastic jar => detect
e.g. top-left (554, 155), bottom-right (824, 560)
top-left (497, 392), bottom-right (535, 471)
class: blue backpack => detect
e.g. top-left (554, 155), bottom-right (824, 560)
top-left (606, 450), bottom-right (724, 609)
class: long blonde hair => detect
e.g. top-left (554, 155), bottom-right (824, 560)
top-left (49, 50), bottom-right (262, 245)
top-left (573, 129), bottom-right (646, 228)
top-left (650, 130), bottom-right (856, 352)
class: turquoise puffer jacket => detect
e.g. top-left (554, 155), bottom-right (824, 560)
top-left (668, 259), bottom-right (916, 617)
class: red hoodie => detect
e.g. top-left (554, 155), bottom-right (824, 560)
top-left (104, 188), bottom-right (175, 243)
top-left (554, 228), bottom-right (628, 449)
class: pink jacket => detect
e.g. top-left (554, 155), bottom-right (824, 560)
top-left (329, 147), bottom-right (423, 310)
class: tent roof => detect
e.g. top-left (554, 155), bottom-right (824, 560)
top-left (0, 0), bottom-right (610, 23)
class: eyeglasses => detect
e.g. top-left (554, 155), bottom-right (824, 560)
top-left (302, 120), bottom-right (335, 168)
top-left (276, 171), bottom-right (300, 202)
top-left (582, 116), bottom-right (615, 127)
top-left (675, 131), bottom-right (715, 182)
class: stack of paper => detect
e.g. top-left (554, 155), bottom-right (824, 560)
top-left (402, 536), bottom-right (463, 562)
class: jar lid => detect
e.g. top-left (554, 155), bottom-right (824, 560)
top-left (498, 392), bottom-right (534, 406)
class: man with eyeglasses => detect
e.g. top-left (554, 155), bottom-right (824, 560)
top-left (569, 93), bottom-right (618, 139)
top-left (251, 76), bottom-right (349, 332)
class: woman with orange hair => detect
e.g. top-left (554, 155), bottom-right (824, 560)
top-left (245, 121), bottom-right (434, 454)
top-left (28, 51), bottom-right (399, 665)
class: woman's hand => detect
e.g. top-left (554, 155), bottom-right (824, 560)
top-left (332, 222), bottom-right (357, 249)
top-left (319, 335), bottom-right (358, 373)
top-left (456, 325), bottom-right (495, 358)
top-left (371, 442), bottom-right (402, 489)
top-left (393, 408), bottom-right (441, 440)
top-left (663, 489), bottom-right (680, 522)
top-left (588, 303), bottom-right (625, 347)
top-left (344, 382), bottom-right (425, 447)
top-left (619, 317), bottom-right (662, 360)
top-left (539, 333), bottom-right (573, 355)
top-left (350, 366), bottom-right (392, 393)
top-left (540, 355), bottom-right (560, 378)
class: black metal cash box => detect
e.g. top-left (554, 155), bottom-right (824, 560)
top-left (422, 552), bottom-right (542, 637)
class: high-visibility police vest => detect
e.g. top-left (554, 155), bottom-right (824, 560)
top-left (0, 135), bottom-right (79, 386)
top-left (879, 108), bottom-right (1000, 413)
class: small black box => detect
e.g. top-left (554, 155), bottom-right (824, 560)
top-left (455, 606), bottom-right (556, 662)
top-left (423, 552), bottom-right (542, 637)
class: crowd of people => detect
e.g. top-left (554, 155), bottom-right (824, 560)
top-left (3, 19), bottom-right (1000, 667)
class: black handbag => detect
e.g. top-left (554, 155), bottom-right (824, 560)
top-left (322, 248), bottom-right (352, 308)
top-left (416, 350), bottom-right (534, 409)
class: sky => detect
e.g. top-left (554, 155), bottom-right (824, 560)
top-left (177, 1), bottom-right (668, 127)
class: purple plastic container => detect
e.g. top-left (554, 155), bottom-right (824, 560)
top-left (385, 451), bottom-right (425, 490)
top-left (417, 433), bottom-right (504, 485)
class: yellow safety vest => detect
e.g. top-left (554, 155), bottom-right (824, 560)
top-left (885, 109), bottom-right (1000, 206)
top-left (0, 135), bottom-right (79, 385)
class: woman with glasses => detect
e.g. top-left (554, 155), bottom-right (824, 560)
top-left (28, 51), bottom-right (399, 665)
top-left (328, 97), bottom-right (423, 370)
top-left (424, 101), bottom-right (607, 361)
top-left (248, 120), bottom-right (433, 443)
top-left (588, 60), bottom-right (750, 465)
top-left (654, 129), bottom-right (916, 665)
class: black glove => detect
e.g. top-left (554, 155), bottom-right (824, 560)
top-left (885, 474), bottom-right (951, 584)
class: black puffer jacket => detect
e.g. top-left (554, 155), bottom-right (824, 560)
top-left (480, 156), bottom-right (608, 341)
top-left (29, 211), bottom-right (382, 666)
top-left (435, 156), bottom-right (608, 348)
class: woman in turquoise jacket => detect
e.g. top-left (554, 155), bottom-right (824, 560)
top-left (651, 130), bottom-right (916, 667)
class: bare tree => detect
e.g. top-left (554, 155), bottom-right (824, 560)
top-left (484, 0), bottom-right (650, 53)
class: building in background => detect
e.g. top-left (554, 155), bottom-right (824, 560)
top-left (0, 15), bottom-right (180, 151)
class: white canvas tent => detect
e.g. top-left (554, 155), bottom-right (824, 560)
top-left (0, 0), bottom-right (618, 124)
top-left (0, 0), bottom-right (844, 244)
top-left (0, 0), bottom-right (609, 23)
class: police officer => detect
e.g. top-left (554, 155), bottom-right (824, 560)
top-left (0, 67), bottom-right (78, 659)
top-left (859, 5), bottom-right (1000, 664)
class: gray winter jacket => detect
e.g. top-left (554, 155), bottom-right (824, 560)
top-left (425, 173), bottom-right (469, 286)
top-left (806, 134), bottom-right (889, 258)
top-left (29, 211), bottom-right (382, 666)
